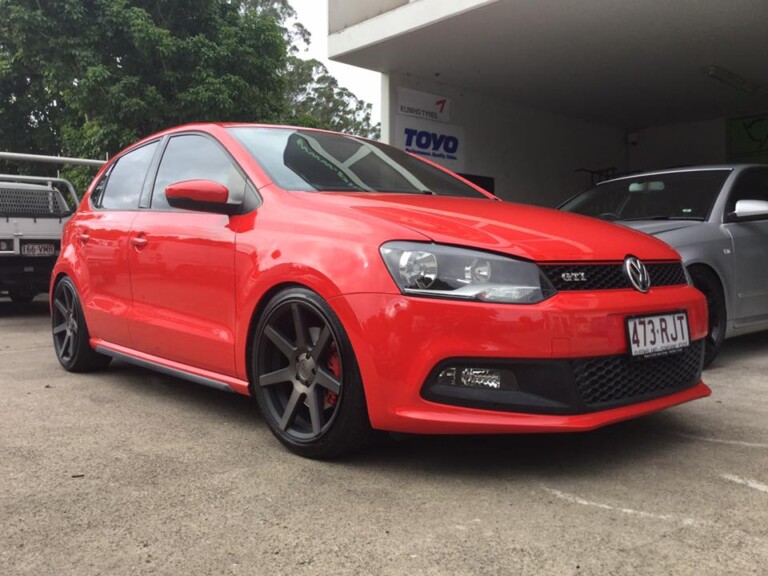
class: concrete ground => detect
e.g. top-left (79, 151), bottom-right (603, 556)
top-left (1, 296), bottom-right (767, 576)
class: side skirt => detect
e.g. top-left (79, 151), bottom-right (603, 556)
top-left (92, 339), bottom-right (251, 396)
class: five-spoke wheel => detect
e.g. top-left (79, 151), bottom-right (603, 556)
top-left (253, 288), bottom-right (371, 458)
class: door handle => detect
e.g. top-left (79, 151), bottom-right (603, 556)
top-left (131, 236), bottom-right (148, 250)
top-left (77, 232), bottom-right (90, 244)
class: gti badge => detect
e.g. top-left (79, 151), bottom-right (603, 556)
top-left (561, 272), bottom-right (587, 282)
top-left (624, 256), bottom-right (650, 293)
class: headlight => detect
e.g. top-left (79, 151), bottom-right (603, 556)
top-left (380, 241), bottom-right (557, 304)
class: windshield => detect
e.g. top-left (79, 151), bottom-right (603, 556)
top-left (228, 127), bottom-right (489, 199)
top-left (560, 170), bottom-right (730, 221)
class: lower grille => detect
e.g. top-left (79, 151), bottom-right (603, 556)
top-left (572, 340), bottom-right (704, 408)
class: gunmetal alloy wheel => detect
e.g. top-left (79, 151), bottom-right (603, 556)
top-left (52, 280), bottom-right (80, 365)
top-left (52, 277), bottom-right (111, 372)
top-left (253, 288), bottom-right (372, 458)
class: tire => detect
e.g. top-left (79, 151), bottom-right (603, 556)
top-left (52, 277), bottom-right (112, 372)
top-left (9, 290), bottom-right (35, 304)
top-left (251, 287), bottom-right (373, 459)
top-left (689, 266), bottom-right (726, 368)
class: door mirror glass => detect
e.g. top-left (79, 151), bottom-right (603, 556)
top-left (165, 180), bottom-right (240, 214)
top-left (731, 199), bottom-right (768, 221)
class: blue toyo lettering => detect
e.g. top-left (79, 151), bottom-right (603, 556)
top-left (403, 129), bottom-right (460, 154)
top-left (443, 136), bottom-right (459, 153)
top-left (416, 131), bottom-right (431, 149)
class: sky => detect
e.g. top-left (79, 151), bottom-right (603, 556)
top-left (289, 0), bottom-right (382, 125)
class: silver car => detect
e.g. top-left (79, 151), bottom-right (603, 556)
top-left (560, 165), bottom-right (768, 366)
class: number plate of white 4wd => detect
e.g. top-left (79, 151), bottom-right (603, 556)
top-left (627, 312), bottom-right (690, 358)
top-left (21, 243), bottom-right (55, 257)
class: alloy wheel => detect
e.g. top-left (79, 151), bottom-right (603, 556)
top-left (52, 281), bottom-right (79, 363)
top-left (257, 300), bottom-right (344, 442)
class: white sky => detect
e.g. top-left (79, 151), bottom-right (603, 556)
top-left (289, 0), bottom-right (382, 125)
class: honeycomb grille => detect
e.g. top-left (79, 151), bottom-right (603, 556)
top-left (647, 263), bottom-right (688, 287)
top-left (0, 188), bottom-right (68, 216)
top-left (572, 340), bottom-right (704, 408)
top-left (541, 262), bottom-right (687, 291)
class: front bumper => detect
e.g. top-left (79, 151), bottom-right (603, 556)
top-left (331, 286), bottom-right (709, 433)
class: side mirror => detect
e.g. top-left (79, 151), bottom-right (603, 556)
top-left (727, 199), bottom-right (768, 222)
top-left (165, 179), bottom-right (242, 215)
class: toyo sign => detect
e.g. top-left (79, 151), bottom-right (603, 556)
top-left (397, 121), bottom-right (465, 171)
top-left (404, 128), bottom-right (460, 155)
top-left (394, 88), bottom-right (465, 171)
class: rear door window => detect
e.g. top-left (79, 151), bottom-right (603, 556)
top-left (99, 142), bottom-right (159, 210)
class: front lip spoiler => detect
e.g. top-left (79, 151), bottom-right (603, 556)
top-left (388, 381), bottom-right (711, 434)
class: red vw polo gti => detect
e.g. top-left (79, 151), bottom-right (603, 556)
top-left (51, 124), bottom-right (710, 458)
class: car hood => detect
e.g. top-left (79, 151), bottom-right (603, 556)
top-left (299, 193), bottom-right (680, 262)
top-left (616, 220), bottom-right (702, 236)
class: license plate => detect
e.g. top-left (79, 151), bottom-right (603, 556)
top-left (627, 312), bottom-right (689, 357)
top-left (21, 243), bottom-right (55, 257)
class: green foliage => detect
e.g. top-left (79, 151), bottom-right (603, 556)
top-left (0, 0), bottom-right (379, 194)
top-left (287, 56), bottom-right (379, 140)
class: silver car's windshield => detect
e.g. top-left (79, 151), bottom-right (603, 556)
top-left (561, 170), bottom-right (730, 221)
top-left (228, 127), bottom-right (489, 199)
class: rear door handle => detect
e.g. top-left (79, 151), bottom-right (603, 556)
top-left (77, 232), bottom-right (90, 244)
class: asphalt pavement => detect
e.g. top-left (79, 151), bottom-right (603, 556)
top-left (1, 296), bottom-right (767, 575)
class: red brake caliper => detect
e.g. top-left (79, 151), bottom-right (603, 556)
top-left (324, 342), bottom-right (340, 408)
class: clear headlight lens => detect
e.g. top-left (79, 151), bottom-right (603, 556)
top-left (380, 241), bottom-right (557, 304)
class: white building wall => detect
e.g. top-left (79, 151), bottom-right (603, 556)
top-left (385, 73), bottom-right (628, 207)
top-left (628, 119), bottom-right (727, 172)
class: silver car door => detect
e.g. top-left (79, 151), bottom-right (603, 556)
top-left (722, 167), bottom-right (768, 326)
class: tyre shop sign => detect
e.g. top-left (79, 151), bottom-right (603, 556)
top-left (395, 88), bottom-right (465, 171)
top-left (397, 87), bottom-right (451, 122)
top-left (399, 122), bottom-right (465, 170)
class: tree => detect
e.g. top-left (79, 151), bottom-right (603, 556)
top-left (0, 0), bottom-right (379, 191)
top-left (286, 57), bottom-right (379, 140)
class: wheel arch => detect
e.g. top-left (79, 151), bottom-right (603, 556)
top-left (243, 281), bottom-right (310, 394)
top-left (685, 261), bottom-right (730, 335)
top-left (50, 271), bottom-right (70, 313)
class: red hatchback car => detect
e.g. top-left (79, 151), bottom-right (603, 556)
top-left (51, 124), bottom-right (710, 457)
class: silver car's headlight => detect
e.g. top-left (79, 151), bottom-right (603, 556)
top-left (380, 241), bottom-right (557, 304)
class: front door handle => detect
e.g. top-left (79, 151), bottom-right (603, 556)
top-left (131, 235), bottom-right (148, 250)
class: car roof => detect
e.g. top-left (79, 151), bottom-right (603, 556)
top-left (113, 122), bottom-right (378, 164)
top-left (597, 164), bottom-right (764, 185)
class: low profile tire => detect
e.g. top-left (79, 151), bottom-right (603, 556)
top-left (689, 266), bottom-right (726, 368)
top-left (52, 277), bottom-right (112, 372)
top-left (9, 290), bottom-right (35, 304)
top-left (252, 287), bottom-right (373, 459)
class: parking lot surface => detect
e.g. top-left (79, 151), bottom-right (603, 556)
top-left (1, 297), bottom-right (767, 575)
